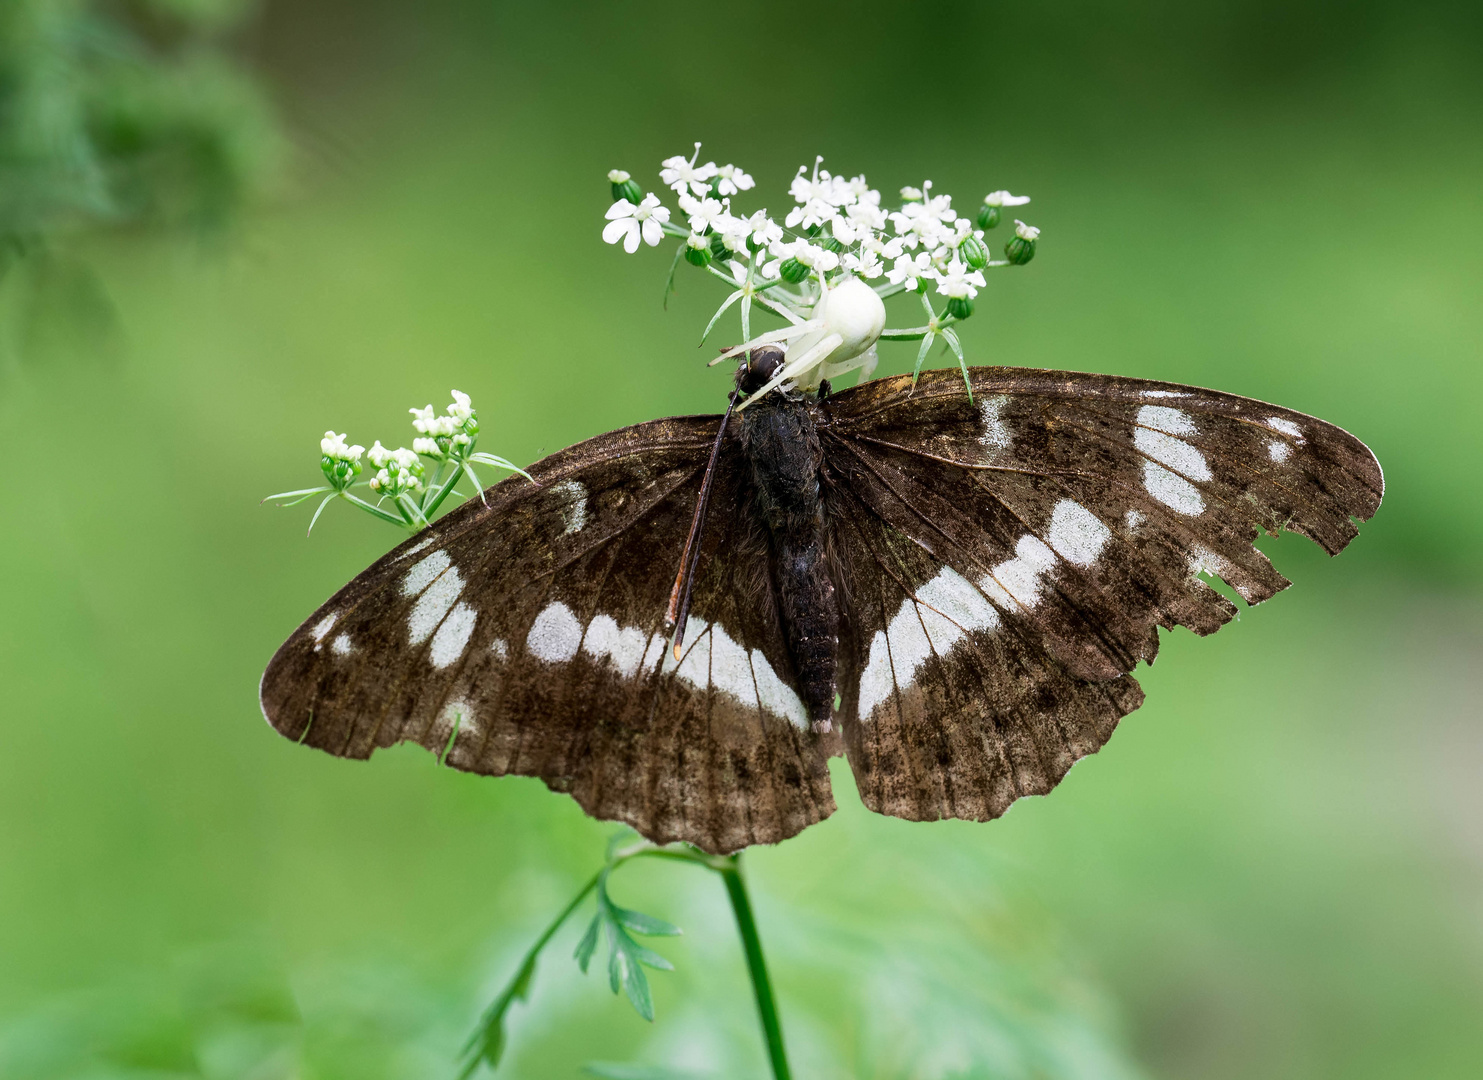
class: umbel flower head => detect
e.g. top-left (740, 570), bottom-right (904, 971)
top-left (267, 389), bottom-right (530, 536)
top-left (600, 144), bottom-right (1041, 399)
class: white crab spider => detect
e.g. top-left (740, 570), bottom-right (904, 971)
top-left (710, 275), bottom-right (886, 408)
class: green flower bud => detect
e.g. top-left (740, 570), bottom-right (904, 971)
top-left (685, 243), bottom-right (712, 268)
top-left (709, 232), bottom-right (732, 262)
top-left (778, 257), bottom-right (810, 284)
top-left (975, 204), bottom-right (1001, 231)
top-left (608, 169), bottom-right (642, 204)
top-left (958, 235), bottom-right (990, 270)
top-left (321, 456), bottom-right (361, 491)
top-left (822, 236), bottom-right (844, 254)
top-left (946, 296), bottom-right (975, 320)
top-left (1005, 220), bottom-right (1039, 265)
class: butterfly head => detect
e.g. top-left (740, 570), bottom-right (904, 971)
top-left (736, 345), bottom-right (785, 397)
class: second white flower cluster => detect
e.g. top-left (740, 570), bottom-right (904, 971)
top-left (602, 144), bottom-right (1040, 312)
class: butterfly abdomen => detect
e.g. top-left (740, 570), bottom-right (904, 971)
top-left (739, 394), bottom-right (839, 734)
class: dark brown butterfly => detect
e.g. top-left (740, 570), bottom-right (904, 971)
top-left (260, 356), bottom-right (1382, 854)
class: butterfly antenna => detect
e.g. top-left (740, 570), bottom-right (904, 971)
top-left (665, 394), bottom-right (737, 660)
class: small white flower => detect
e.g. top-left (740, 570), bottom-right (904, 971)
top-left (791, 242), bottom-right (839, 273)
top-left (845, 199), bottom-right (888, 233)
top-left (747, 211), bottom-right (783, 250)
top-left (828, 215), bottom-right (863, 247)
top-left (320, 431), bottom-right (364, 463)
top-left (984, 190), bottom-right (1031, 207)
top-left (686, 232), bottom-right (709, 251)
top-left (899, 186), bottom-right (924, 202)
top-left (660, 145), bottom-right (718, 195)
top-left (678, 194), bottom-right (731, 235)
top-left (718, 221), bottom-right (751, 254)
top-left (368, 441), bottom-right (420, 471)
top-left (413, 437), bottom-right (442, 457)
top-left (1014, 220), bottom-right (1040, 241)
top-left (603, 194), bottom-right (672, 253)
top-left (843, 175), bottom-right (879, 206)
top-left (607, 169), bottom-right (631, 183)
top-left (447, 389), bottom-right (473, 425)
top-left (840, 248), bottom-right (885, 279)
top-left (933, 259), bottom-right (987, 300)
top-left (714, 164), bottom-right (754, 195)
top-left (887, 251), bottom-right (936, 291)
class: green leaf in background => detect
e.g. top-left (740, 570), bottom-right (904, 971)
top-left (591, 869), bottom-right (681, 1023)
top-left (575, 912), bottom-right (603, 973)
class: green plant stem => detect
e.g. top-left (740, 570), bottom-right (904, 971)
top-left (718, 855), bottom-right (791, 1080)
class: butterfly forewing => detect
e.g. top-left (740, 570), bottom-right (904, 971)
top-left (260, 415), bottom-right (834, 854)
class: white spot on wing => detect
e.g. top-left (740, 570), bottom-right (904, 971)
top-left (751, 648), bottom-right (808, 729)
top-left (429, 601), bottom-right (477, 668)
top-left (1188, 544), bottom-right (1232, 581)
top-left (979, 395), bottom-right (1011, 450)
top-left (857, 631), bottom-right (894, 719)
top-left (402, 550), bottom-right (451, 596)
top-left (671, 619), bottom-right (711, 684)
top-left (583, 614), bottom-right (649, 677)
top-left (527, 601), bottom-right (582, 662)
top-left (550, 480), bottom-right (589, 536)
top-left (1266, 416), bottom-right (1304, 441)
top-left (709, 624), bottom-right (757, 706)
top-left (396, 535), bottom-right (437, 561)
top-left (1046, 500), bottom-right (1111, 567)
top-left (1142, 461), bottom-right (1205, 515)
top-left (1134, 406), bottom-right (1209, 513)
top-left (1137, 405), bottom-right (1198, 436)
top-left (438, 698), bottom-right (478, 739)
top-left (409, 566), bottom-right (465, 644)
top-left (1141, 390), bottom-right (1189, 399)
top-left (330, 633), bottom-right (354, 656)
top-left (310, 611), bottom-right (339, 651)
top-left (1267, 440), bottom-right (1292, 463)
top-left (662, 619), bottom-right (807, 729)
top-left (979, 535), bottom-right (1058, 610)
top-left (1125, 509), bottom-right (1145, 531)
top-left (642, 633), bottom-right (667, 675)
top-left (490, 638), bottom-right (508, 660)
top-left (1135, 427), bottom-right (1212, 481)
top-left (858, 567), bottom-right (1000, 720)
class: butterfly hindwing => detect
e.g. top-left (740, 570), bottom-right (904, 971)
top-left (826, 459), bottom-right (1144, 823)
top-left (260, 415), bottom-right (834, 854)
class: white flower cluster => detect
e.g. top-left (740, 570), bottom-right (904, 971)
top-left (367, 441), bottom-right (424, 496)
top-left (319, 430), bottom-right (364, 490)
top-left (320, 431), bottom-right (363, 463)
top-left (601, 146), bottom-right (1037, 305)
top-left (410, 389), bottom-right (477, 459)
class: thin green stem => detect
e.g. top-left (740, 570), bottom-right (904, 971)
top-left (718, 855), bottom-right (791, 1080)
top-left (422, 461), bottom-right (463, 520)
top-left (341, 492), bottom-right (416, 528)
top-left (458, 871), bottom-right (602, 1078)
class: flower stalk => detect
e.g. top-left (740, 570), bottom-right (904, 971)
top-left (460, 836), bottom-right (792, 1080)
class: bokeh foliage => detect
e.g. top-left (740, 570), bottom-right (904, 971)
top-left (1, 1), bottom-right (1480, 1078)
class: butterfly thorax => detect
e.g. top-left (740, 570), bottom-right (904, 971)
top-left (738, 391), bottom-right (839, 734)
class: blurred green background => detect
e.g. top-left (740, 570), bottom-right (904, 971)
top-left (2, 1), bottom-right (1480, 1077)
